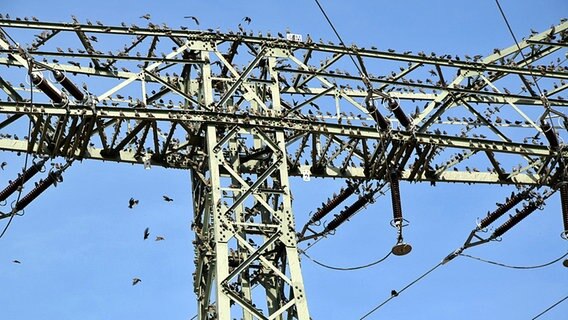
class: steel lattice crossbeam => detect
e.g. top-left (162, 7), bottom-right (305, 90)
top-left (0, 18), bottom-right (567, 319)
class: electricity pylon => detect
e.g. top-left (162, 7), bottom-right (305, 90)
top-left (0, 17), bottom-right (567, 319)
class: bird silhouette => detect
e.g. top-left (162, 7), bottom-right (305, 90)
top-left (1, 161), bottom-right (6, 170)
top-left (12, 260), bottom-right (21, 264)
top-left (143, 227), bottom-right (150, 240)
top-left (132, 277), bottom-right (142, 286)
top-left (140, 14), bottom-right (151, 20)
top-left (128, 197), bottom-right (139, 209)
top-left (243, 16), bottom-right (252, 24)
top-left (391, 290), bottom-right (398, 297)
top-left (155, 236), bottom-right (165, 241)
top-left (163, 195), bottom-right (174, 202)
top-left (184, 16), bottom-right (199, 25)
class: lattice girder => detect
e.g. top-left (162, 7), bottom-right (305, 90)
top-left (0, 17), bottom-right (568, 319)
top-left (0, 19), bottom-right (566, 189)
top-left (191, 125), bottom-right (309, 319)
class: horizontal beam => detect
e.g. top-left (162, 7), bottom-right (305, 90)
top-left (1, 19), bottom-right (566, 80)
top-left (0, 138), bottom-right (542, 185)
top-left (0, 102), bottom-right (559, 157)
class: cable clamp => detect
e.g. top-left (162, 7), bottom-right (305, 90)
top-left (442, 247), bottom-right (464, 264)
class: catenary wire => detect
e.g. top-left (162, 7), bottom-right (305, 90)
top-left (492, 0), bottom-right (557, 127)
top-left (301, 250), bottom-right (392, 271)
top-left (359, 261), bottom-right (444, 319)
top-left (359, 248), bottom-right (567, 318)
top-left (493, 0), bottom-right (546, 98)
top-left (493, 0), bottom-right (563, 188)
top-left (532, 294), bottom-right (568, 320)
top-left (460, 251), bottom-right (568, 269)
top-left (312, 0), bottom-right (371, 87)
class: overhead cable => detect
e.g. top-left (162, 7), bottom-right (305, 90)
top-left (460, 251), bottom-right (568, 270)
top-left (532, 294), bottom-right (568, 320)
top-left (301, 250), bottom-right (392, 271)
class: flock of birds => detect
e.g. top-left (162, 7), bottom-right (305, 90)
top-left (0, 12), bottom-right (564, 70)
top-left (0, 13), bottom-right (564, 182)
top-left (127, 193), bottom-right (174, 286)
top-left (0, 12), bottom-right (565, 124)
top-left (1, 11), bottom-right (566, 293)
top-left (4, 167), bottom-right (176, 287)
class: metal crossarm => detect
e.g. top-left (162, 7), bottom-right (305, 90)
top-left (0, 17), bottom-right (567, 319)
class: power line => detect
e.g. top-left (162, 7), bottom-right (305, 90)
top-left (312, 0), bottom-right (370, 87)
top-left (460, 251), bottom-right (568, 269)
top-left (493, 0), bottom-right (545, 97)
top-left (302, 250), bottom-right (391, 271)
top-left (493, 0), bottom-right (553, 127)
top-left (359, 261), bottom-right (443, 319)
top-left (313, 0), bottom-right (347, 47)
top-left (358, 240), bottom-right (566, 318)
top-left (532, 294), bottom-right (568, 320)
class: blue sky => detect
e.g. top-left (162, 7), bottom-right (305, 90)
top-left (0, 1), bottom-right (567, 319)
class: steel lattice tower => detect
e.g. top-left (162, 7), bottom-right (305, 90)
top-left (0, 17), bottom-right (567, 319)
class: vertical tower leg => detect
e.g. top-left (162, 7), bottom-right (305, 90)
top-left (192, 124), bottom-right (311, 319)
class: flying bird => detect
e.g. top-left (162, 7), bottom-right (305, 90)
top-left (155, 236), bottom-right (165, 241)
top-left (163, 195), bottom-right (174, 202)
top-left (12, 260), bottom-right (21, 264)
top-left (184, 16), bottom-right (199, 25)
top-left (140, 14), bottom-right (151, 20)
top-left (1, 161), bottom-right (6, 170)
top-left (143, 227), bottom-right (150, 240)
top-left (128, 197), bottom-right (139, 209)
top-left (243, 16), bottom-right (252, 24)
top-left (132, 277), bottom-right (142, 286)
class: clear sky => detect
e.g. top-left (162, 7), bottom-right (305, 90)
top-left (0, 1), bottom-right (567, 319)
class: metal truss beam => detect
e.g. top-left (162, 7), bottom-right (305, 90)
top-left (191, 125), bottom-right (310, 319)
top-left (0, 17), bottom-right (567, 319)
